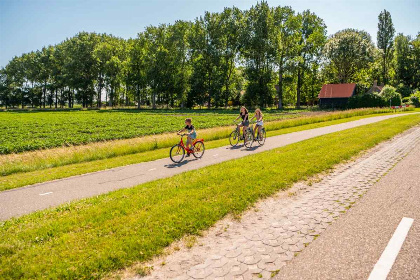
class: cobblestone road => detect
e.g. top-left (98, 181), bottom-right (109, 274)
top-left (132, 126), bottom-right (420, 280)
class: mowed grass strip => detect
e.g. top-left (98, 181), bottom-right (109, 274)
top-left (0, 108), bottom-right (401, 177)
top-left (0, 111), bottom-right (411, 191)
top-left (1, 114), bottom-right (419, 279)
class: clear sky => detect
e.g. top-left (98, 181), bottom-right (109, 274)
top-left (0, 0), bottom-right (419, 68)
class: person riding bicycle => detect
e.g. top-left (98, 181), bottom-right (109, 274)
top-left (234, 106), bottom-right (249, 140)
top-left (250, 108), bottom-right (263, 140)
top-left (177, 118), bottom-right (196, 157)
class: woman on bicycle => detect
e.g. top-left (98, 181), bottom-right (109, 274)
top-left (234, 106), bottom-right (249, 140)
top-left (250, 108), bottom-right (263, 140)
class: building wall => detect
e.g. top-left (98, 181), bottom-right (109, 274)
top-left (319, 98), bottom-right (349, 108)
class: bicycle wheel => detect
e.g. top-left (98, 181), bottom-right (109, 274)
top-left (244, 129), bottom-right (254, 148)
top-left (257, 128), bottom-right (266, 146)
top-left (229, 130), bottom-right (240, 147)
top-left (170, 144), bottom-right (185, 163)
top-left (192, 141), bottom-right (205, 158)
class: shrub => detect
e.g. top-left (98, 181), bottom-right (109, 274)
top-left (410, 91), bottom-right (420, 107)
top-left (402, 96), bottom-right (411, 104)
top-left (347, 92), bottom-right (386, 108)
top-left (380, 85), bottom-right (402, 106)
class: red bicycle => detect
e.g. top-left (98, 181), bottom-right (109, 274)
top-left (170, 133), bottom-right (205, 163)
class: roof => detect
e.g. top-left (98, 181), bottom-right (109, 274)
top-left (367, 85), bottom-right (384, 94)
top-left (318, 83), bottom-right (356, 99)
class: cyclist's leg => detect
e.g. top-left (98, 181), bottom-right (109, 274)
top-left (243, 125), bottom-right (248, 141)
top-left (186, 136), bottom-right (192, 150)
top-left (237, 123), bottom-right (244, 138)
top-left (258, 125), bottom-right (262, 139)
top-left (254, 124), bottom-right (259, 138)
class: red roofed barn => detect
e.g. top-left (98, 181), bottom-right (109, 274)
top-left (318, 83), bottom-right (356, 108)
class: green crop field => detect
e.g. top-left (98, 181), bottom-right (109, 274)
top-left (0, 109), bottom-right (305, 154)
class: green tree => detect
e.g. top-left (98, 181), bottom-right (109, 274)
top-left (323, 29), bottom-right (374, 83)
top-left (272, 6), bottom-right (299, 109)
top-left (295, 10), bottom-right (326, 108)
top-left (218, 7), bottom-right (244, 107)
top-left (411, 34), bottom-right (420, 90)
top-left (377, 9), bottom-right (395, 84)
top-left (241, 1), bottom-right (275, 107)
top-left (393, 34), bottom-right (413, 96)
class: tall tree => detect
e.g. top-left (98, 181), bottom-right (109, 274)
top-left (218, 7), bottom-right (244, 107)
top-left (241, 1), bottom-right (275, 107)
top-left (377, 9), bottom-right (395, 84)
top-left (393, 33), bottom-right (413, 94)
top-left (294, 10), bottom-right (326, 108)
top-left (323, 29), bottom-right (374, 83)
top-left (411, 33), bottom-right (420, 90)
top-left (273, 6), bottom-right (299, 109)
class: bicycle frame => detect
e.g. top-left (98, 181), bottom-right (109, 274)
top-left (177, 134), bottom-right (204, 154)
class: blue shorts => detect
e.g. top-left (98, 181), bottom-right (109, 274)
top-left (189, 132), bottom-right (197, 139)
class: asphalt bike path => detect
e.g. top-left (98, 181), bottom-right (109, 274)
top-left (275, 128), bottom-right (420, 280)
top-left (0, 113), bottom-right (416, 221)
top-left (131, 121), bottom-right (420, 280)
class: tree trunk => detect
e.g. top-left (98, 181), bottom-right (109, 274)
top-left (43, 82), bottom-right (46, 108)
top-left (152, 91), bottom-right (156, 109)
top-left (97, 85), bottom-right (102, 108)
top-left (137, 85), bottom-right (141, 109)
top-left (55, 88), bottom-right (58, 109)
top-left (278, 68), bottom-right (283, 109)
top-left (296, 68), bottom-right (302, 109)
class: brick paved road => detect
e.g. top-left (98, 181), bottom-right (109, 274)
top-left (133, 126), bottom-right (420, 280)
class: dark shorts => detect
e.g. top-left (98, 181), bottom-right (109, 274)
top-left (242, 120), bottom-right (249, 126)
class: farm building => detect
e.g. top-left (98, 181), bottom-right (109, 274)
top-left (318, 83), bottom-right (356, 108)
top-left (366, 80), bottom-right (384, 94)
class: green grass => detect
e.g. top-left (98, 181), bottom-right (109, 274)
top-left (0, 110), bottom-right (413, 191)
top-left (0, 109), bottom-right (305, 154)
top-left (0, 108), bottom-right (405, 178)
top-left (1, 114), bottom-right (419, 279)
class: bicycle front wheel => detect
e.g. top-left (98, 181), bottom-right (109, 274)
top-left (244, 129), bottom-right (254, 148)
top-left (192, 141), bottom-right (205, 158)
top-left (258, 128), bottom-right (266, 146)
top-left (170, 144), bottom-right (185, 163)
top-left (229, 130), bottom-right (240, 147)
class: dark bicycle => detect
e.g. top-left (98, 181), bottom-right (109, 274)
top-left (229, 122), bottom-right (244, 147)
top-left (244, 122), bottom-right (266, 148)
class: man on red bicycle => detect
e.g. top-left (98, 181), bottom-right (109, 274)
top-left (177, 118), bottom-right (197, 157)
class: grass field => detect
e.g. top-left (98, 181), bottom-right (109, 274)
top-left (0, 109), bottom-right (306, 154)
top-left (0, 108), bottom-right (401, 178)
top-left (1, 114), bottom-right (419, 279)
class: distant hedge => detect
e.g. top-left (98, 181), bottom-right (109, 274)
top-left (348, 92), bottom-right (386, 108)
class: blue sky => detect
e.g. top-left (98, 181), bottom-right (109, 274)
top-left (0, 0), bottom-right (419, 67)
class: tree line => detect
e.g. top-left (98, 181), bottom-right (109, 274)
top-left (1, 2), bottom-right (419, 110)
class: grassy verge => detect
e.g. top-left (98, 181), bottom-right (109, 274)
top-left (0, 108), bottom-right (408, 177)
top-left (0, 111), bottom-right (415, 191)
top-left (1, 114), bottom-right (419, 279)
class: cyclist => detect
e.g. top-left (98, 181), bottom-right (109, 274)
top-left (177, 118), bottom-right (196, 157)
top-left (250, 108), bottom-right (263, 140)
top-left (234, 106), bottom-right (249, 140)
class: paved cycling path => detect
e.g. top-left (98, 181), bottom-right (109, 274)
top-left (0, 113), bottom-right (416, 220)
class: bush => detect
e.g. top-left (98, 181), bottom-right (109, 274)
top-left (402, 96), bottom-right (411, 104)
top-left (347, 92), bottom-right (386, 108)
top-left (380, 85), bottom-right (402, 106)
top-left (410, 91), bottom-right (420, 107)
